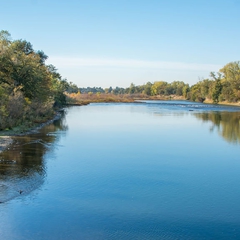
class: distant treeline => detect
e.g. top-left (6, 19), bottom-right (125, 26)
top-left (76, 81), bottom-right (188, 96)
top-left (187, 62), bottom-right (240, 103)
top-left (68, 61), bottom-right (240, 104)
top-left (1, 29), bottom-right (239, 130)
top-left (0, 30), bottom-right (70, 130)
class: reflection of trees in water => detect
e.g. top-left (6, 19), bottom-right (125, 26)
top-left (154, 112), bottom-right (186, 117)
top-left (195, 112), bottom-right (240, 144)
top-left (0, 113), bottom-right (68, 203)
top-left (152, 108), bottom-right (240, 144)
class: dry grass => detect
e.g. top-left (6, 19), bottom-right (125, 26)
top-left (65, 92), bottom-right (185, 105)
top-left (65, 92), bottom-right (135, 105)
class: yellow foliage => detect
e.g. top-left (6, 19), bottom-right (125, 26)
top-left (24, 97), bottom-right (31, 105)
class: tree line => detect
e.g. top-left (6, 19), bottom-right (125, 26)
top-left (187, 62), bottom-right (240, 103)
top-left (76, 61), bottom-right (240, 104)
top-left (1, 30), bottom-right (239, 130)
top-left (76, 81), bottom-right (189, 96)
top-left (0, 30), bottom-right (69, 130)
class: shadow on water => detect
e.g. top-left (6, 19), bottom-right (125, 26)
top-left (0, 112), bottom-right (68, 203)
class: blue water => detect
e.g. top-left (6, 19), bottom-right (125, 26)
top-left (0, 101), bottom-right (240, 239)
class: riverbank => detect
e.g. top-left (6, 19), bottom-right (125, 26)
top-left (204, 99), bottom-right (240, 107)
top-left (1, 98), bottom-right (239, 153)
top-left (0, 111), bottom-right (63, 153)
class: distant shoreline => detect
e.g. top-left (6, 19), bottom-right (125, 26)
top-left (1, 99), bottom-right (240, 153)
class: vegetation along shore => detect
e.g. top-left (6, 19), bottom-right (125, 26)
top-left (0, 30), bottom-right (240, 150)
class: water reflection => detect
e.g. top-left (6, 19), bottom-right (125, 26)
top-left (144, 100), bottom-right (240, 145)
top-left (143, 100), bottom-right (240, 112)
top-left (0, 113), bottom-right (68, 203)
top-left (195, 112), bottom-right (240, 144)
top-left (152, 110), bottom-right (240, 145)
top-left (1, 103), bottom-right (240, 239)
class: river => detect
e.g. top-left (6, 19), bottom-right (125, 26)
top-left (0, 101), bottom-right (240, 239)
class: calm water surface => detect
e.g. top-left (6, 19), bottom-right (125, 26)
top-left (0, 101), bottom-right (240, 239)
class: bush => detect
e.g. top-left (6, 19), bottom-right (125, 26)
top-left (0, 91), bottom-right (54, 130)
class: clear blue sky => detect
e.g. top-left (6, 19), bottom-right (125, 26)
top-left (1, 0), bottom-right (240, 88)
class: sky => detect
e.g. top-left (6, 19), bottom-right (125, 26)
top-left (1, 0), bottom-right (240, 88)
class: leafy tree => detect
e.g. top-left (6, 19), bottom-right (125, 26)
top-left (66, 81), bottom-right (79, 94)
top-left (212, 79), bottom-right (222, 103)
top-left (171, 81), bottom-right (186, 95)
top-left (0, 30), bottom-right (11, 47)
top-left (182, 85), bottom-right (190, 99)
top-left (11, 40), bottom-right (34, 55)
top-left (113, 86), bottom-right (125, 94)
top-left (219, 61), bottom-right (240, 102)
top-left (144, 82), bottom-right (152, 95)
top-left (36, 50), bottom-right (48, 65)
top-left (0, 30), bottom-right (69, 130)
top-left (210, 72), bottom-right (223, 103)
top-left (128, 83), bottom-right (136, 94)
top-left (151, 81), bottom-right (168, 95)
top-left (164, 84), bottom-right (174, 95)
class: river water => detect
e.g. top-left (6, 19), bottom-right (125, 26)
top-left (0, 101), bottom-right (240, 239)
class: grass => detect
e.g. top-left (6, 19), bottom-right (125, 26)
top-left (65, 92), bottom-right (185, 105)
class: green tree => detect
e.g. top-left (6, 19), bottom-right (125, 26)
top-left (182, 85), bottom-right (190, 99)
top-left (143, 82), bottom-right (152, 95)
top-left (151, 81), bottom-right (168, 95)
top-left (219, 61), bottom-right (240, 102)
top-left (128, 83), bottom-right (136, 94)
top-left (211, 72), bottom-right (223, 103)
